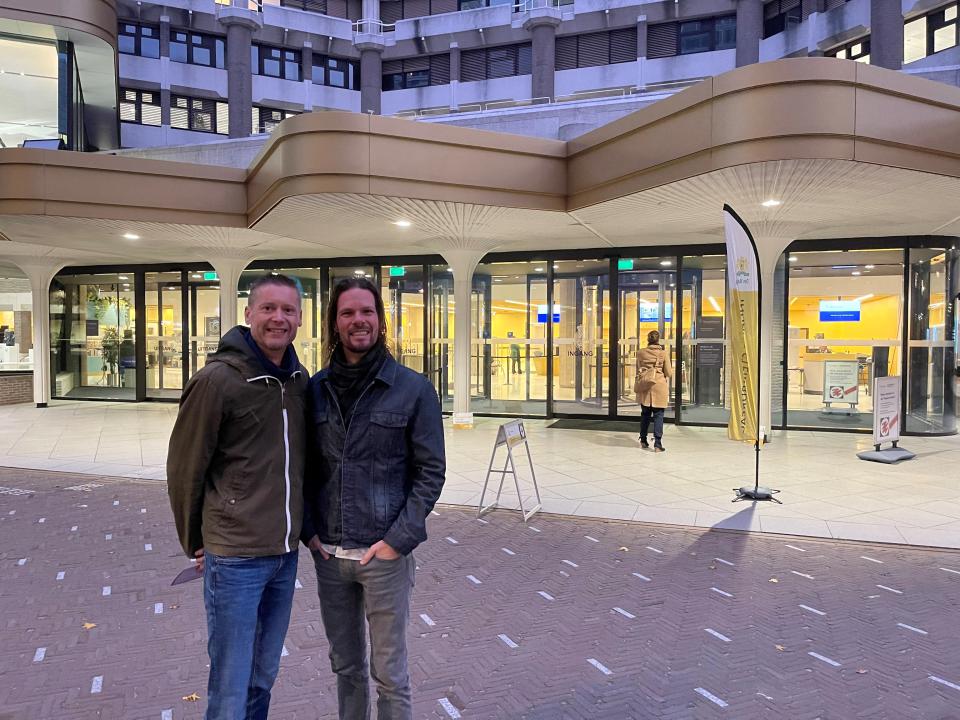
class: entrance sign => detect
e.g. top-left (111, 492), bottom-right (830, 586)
top-left (822, 360), bottom-right (859, 407)
top-left (858, 375), bottom-right (914, 464)
top-left (478, 420), bottom-right (542, 522)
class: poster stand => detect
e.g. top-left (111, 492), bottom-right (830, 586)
top-left (478, 420), bottom-right (541, 522)
top-left (858, 375), bottom-right (915, 464)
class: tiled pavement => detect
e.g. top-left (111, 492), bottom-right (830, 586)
top-left (2, 467), bottom-right (960, 719)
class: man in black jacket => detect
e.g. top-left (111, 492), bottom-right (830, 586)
top-left (303, 277), bottom-right (445, 720)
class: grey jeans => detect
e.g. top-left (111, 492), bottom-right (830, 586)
top-left (312, 551), bottom-right (416, 720)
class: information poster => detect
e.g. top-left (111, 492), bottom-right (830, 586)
top-left (873, 376), bottom-right (901, 445)
top-left (501, 419), bottom-right (527, 448)
top-left (822, 360), bottom-right (859, 405)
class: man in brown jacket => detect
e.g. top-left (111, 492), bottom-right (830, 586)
top-left (167, 273), bottom-right (307, 720)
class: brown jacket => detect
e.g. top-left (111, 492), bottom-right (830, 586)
top-left (635, 345), bottom-right (672, 409)
top-left (166, 326), bottom-right (308, 558)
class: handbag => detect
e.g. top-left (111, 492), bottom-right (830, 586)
top-left (634, 351), bottom-right (663, 397)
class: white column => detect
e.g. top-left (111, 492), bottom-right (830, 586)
top-left (209, 256), bottom-right (253, 335)
top-left (442, 250), bottom-right (484, 428)
top-left (14, 259), bottom-right (66, 407)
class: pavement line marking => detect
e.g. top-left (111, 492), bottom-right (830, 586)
top-left (562, 560), bottom-right (579, 568)
top-left (559, 570), bottom-right (570, 577)
top-left (808, 652), bottom-right (841, 667)
top-left (419, 613), bottom-right (436, 627)
top-left (154, 603), bottom-right (163, 615)
top-left (897, 622), bottom-right (928, 635)
top-left (585, 535), bottom-right (599, 543)
top-left (646, 546), bottom-right (664, 554)
top-left (281, 645), bottom-right (289, 657)
top-left (17, 558), bottom-right (26, 566)
top-left (930, 675), bottom-right (960, 692)
top-left (467, 575), bottom-right (482, 585)
top-left (38, 517), bottom-right (45, 523)
top-left (714, 557), bottom-right (735, 566)
top-left (295, 579), bottom-right (303, 589)
top-left (501, 547), bottom-right (516, 556)
top-left (476, 518), bottom-right (488, 524)
top-left (860, 555), bottom-right (884, 564)
top-left (430, 510), bottom-right (440, 517)
top-left (799, 604), bottom-right (826, 616)
top-left (785, 544), bottom-right (806, 552)
top-left (102, 586), bottom-right (111, 596)
top-left (445, 536), bottom-right (459, 545)
top-left (587, 658), bottom-right (612, 675)
top-left (528, 526), bottom-right (541, 533)
top-left (144, 543), bottom-right (152, 551)
top-left (113, 501), bottom-right (119, 506)
top-left (105, 534), bottom-right (112, 540)
top-left (33, 647), bottom-right (46, 663)
top-left (705, 628), bottom-right (732, 642)
top-left (161, 710), bottom-right (173, 720)
top-left (56, 571), bottom-right (65, 580)
top-left (711, 587), bottom-right (733, 598)
top-left (613, 607), bottom-right (635, 619)
top-left (91, 676), bottom-right (103, 694)
top-left (437, 698), bottom-right (461, 719)
top-left (140, 508), bottom-right (146, 514)
top-left (498, 634), bottom-right (518, 648)
top-left (632, 573), bottom-right (651, 582)
top-left (877, 584), bottom-right (903, 594)
top-left (791, 571), bottom-right (815, 579)
top-left (70, 526), bottom-right (78, 531)
top-left (538, 591), bottom-right (555, 601)
top-left (694, 687), bottom-right (728, 708)
top-left (941, 568), bottom-right (960, 576)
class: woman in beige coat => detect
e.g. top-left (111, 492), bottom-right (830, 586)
top-left (635, 330), bottom-right (672, 451)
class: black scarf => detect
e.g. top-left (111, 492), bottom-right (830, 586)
top-left (244, 330), bottom-right (299, 382)
top-left (328, 341), bottom-right (387, 426)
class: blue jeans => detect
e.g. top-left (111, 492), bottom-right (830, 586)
top-left (203, 550), bottom-right (298, 720)
top-left (640, 405), bottom-right (665, 445)
top-left (312, 551), bottom-right (416, 720)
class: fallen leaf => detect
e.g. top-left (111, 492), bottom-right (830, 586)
top-left (775, 644), bottom-right (785, 651)
top-left (82, 622), bottom-right (97, 630)
top-left (769, 578), bottom-right (779, 583)
top-left (618, 547), bottom-right (629, 552)
top-left (182, 693), bottom-right (201, 702)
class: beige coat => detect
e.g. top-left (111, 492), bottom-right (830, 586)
top-left (635, 345), bottom-right (672, 409)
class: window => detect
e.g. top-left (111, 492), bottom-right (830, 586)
top-left (647, 16), bottom-right (736, 58)
top-left (904, 3), bottom-right (959, 64)
top-left (381, 0), bottom-right (459, 22)
top-left (280, 0), bottom-right (353, 18)
top-left (118, 22), bottom-right (160, 58)
top-left (763, 0), bottom-right (801, 39)
top-left (312, 55), bottom-right (360, 89)
top-left (827, 37), bottom-right (870, 63)
top-left (382, 55), bottom-right (450, 90)
top-left (170, 95), bottom-right (228, 134)
top-left (253, 45), bottom-right (302, 81)
top-left (461, 43), bottom-right (532, 82)
top-left (252, 107), bottom-right (298, 135)
top-left (458, 0), bottom-right (518, 10)
top-left (555, 28), bottom-right (638, 70)
top-left (119, 88), bottom-right (161, 126)
top-left (170, 31), bottom-right (226, 69)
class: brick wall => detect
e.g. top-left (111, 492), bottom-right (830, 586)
top-left (0, 373), bottom-right (33, 406)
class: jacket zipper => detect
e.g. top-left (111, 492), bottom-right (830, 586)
top-left (247, 370), bottom-right (301, 554)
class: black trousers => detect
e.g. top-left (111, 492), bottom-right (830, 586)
top-left (639, 405), bottom-right (665, 443)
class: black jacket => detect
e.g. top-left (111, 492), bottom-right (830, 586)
top-left (302, 354), bottom-right (446, 556)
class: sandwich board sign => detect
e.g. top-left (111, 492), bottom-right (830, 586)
top-left (857, 375), bottom-right (914, 464)
top-left (822, 360), bottom-right (859, 410)
top-left (478, 420), bottom-right (541, 522)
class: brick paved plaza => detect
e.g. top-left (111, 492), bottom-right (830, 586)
top-left (2, 466), bottom-right (960, 719)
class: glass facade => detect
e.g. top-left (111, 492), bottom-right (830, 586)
top-left (0, 272), bottom-right (33, 371)
top-left (0, 36), bottom-right (61, 149)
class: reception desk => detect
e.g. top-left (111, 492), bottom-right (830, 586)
top-left (802, 353), bottom-right (860, 395)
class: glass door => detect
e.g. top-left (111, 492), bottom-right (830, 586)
top-left (382, 265), bottom-right (426, 375)
top-left (189, 280), bottom-right (221, 378)
top-left (428, 265), bottom-right (454, 411)
top-left (145, 272), bottom-right (184, 400)
top-left (616, 258), bottom-right (676, 418)
top-left (551, 259), bottom-right (609, 415)
top-left (679, 255), bottom-right (728, 424)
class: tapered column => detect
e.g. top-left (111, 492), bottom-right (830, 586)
top-left (442, 250), bottom-right (484, 428)
top-left (209, 257), bottom-right (253, 335)
top-left (14, 260), bottom-right (65, 407)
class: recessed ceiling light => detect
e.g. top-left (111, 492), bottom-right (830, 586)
top-left (761, 199), bottom-right (781, 207)
top-left (393, 220), bottom-right (412, 228)
top-left (660, 260), bottom-right (672, 266)
top-left (852, 271), bottom-right (861, 276)
top-left (535, 267), bottom-right (544, 272)
top-left (354, 269), bottom-right (364, 275)
top-left (118, 275), bottom-right (128, 280)
top-left (123, 233), bottom-right (140, 240)
top-left (788, 256), bottom-right (797, 263)
top-left (553, 264), bottom-right (560, 269)
top-left (192, 274), bottom-right (201, 279)
top-left (865, 264), bottom-right (875, 269)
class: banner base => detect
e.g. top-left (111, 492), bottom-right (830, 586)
top-left (857, 447), bottom-right (915, 464)
top-left (733, 486), bottom-right (782, 504)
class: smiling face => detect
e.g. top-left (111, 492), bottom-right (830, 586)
top-left (244, 282), bottom-right (302, 365)
top-left (335, 287), bottom-right (380, 363)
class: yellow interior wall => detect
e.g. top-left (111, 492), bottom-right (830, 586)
top-left (0, 310), bottom-right (13, 329)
